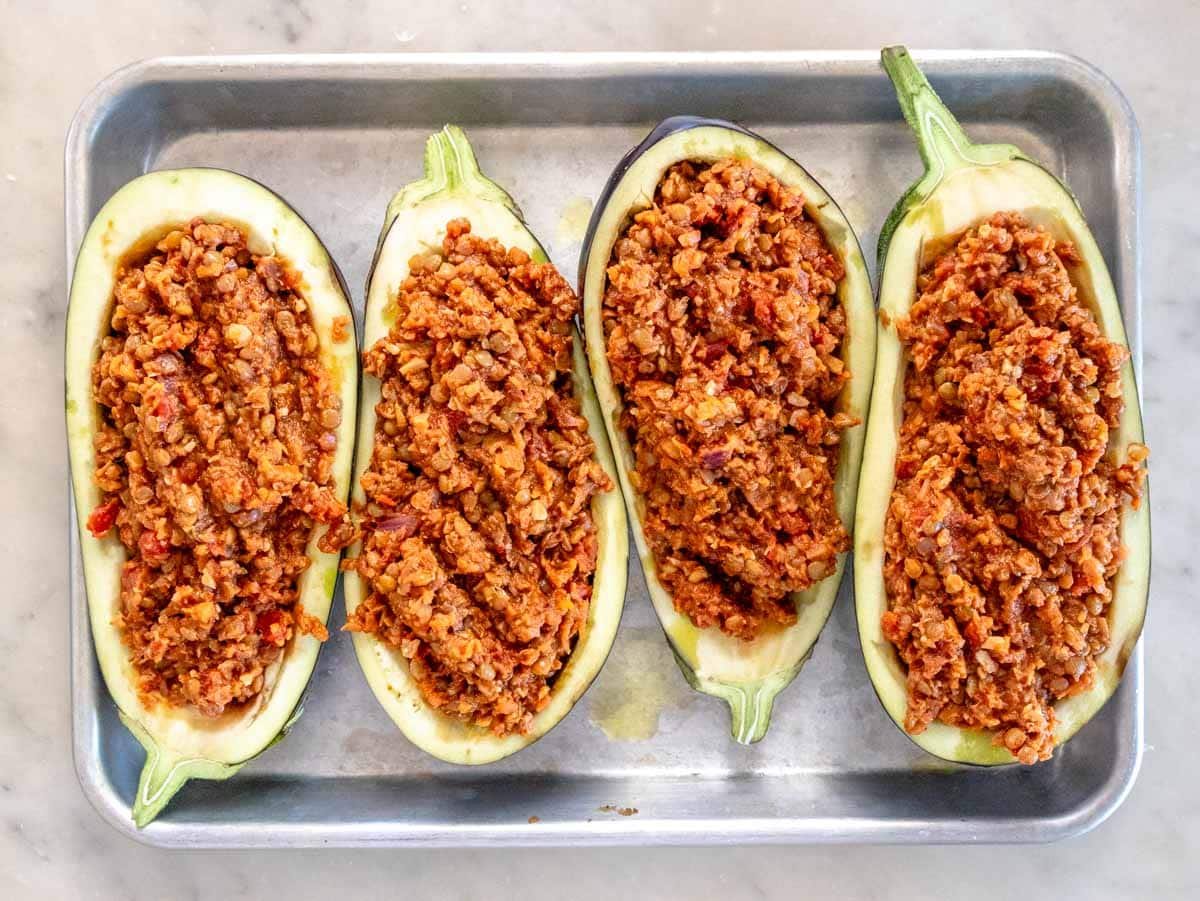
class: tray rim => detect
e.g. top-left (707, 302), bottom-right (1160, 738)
top-left (65, 49), bottom-right (1144, 849)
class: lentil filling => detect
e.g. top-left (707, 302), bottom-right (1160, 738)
top-left (88, 219), bottom-right (350, 718)
top-left (343, 219), bottom-right (612, 737)
top-left (602, 158), bottom-right (855, 641)
top-left (882, 212), bottom-right (1149, 763)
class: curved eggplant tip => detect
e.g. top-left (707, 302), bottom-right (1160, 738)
top-left (424, 124), bottom-right (479, 189)
top-left (131, 754), bottom-right (186, 828)
top-left (124, 713), bottom-right (188, 827)
top-left (428, 125), bottom-right (525, 217)
top-left (880, 46), bottom-right (974, 175)
top-left (705, 680), bottom-right (779, 745)
top-left (122, 713), bottom-right (242, 828)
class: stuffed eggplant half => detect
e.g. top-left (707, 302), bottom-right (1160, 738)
top-left (580, 117), bottom-right (876, 742)
top-left (342, 126), bottom-right (627, 764)
top-left (855, 48), bottom-right (1150, 765)
top-left (66, 168), bottom-right (358, 825)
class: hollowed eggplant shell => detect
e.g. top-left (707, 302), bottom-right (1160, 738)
top-left (855, 48), bottom-right (1151, 765)
top-left (578, 117), bottom-right (876, 743)
top-left (65, 168), bottom-right (359, 824)
top-left (343, 126), bottom-right (629, 764)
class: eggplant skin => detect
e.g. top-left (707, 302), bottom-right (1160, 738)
top-left (855, 47), bottom-right (1151, 766)
top-left (578, 116), bottom-right (877, 743)
top-left (342, 126), bottom-right (629, 765)
top-left (66, 168), bottom-right (358, 826)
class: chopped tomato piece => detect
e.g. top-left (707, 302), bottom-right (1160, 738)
top-left (257, 609), bottom-right (288, 645)
top-left (87, 499), bottom-right (119, 537)
top-left (138, 530), bottom-right (169, 564)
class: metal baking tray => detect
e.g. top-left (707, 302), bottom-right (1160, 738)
top-left (66, 51), bottom-right (1144, 848)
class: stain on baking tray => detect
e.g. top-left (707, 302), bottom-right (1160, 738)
top-left (555, 195), bottom-right (593, 247)
top-left (587, 629), bottom-right (692, 741)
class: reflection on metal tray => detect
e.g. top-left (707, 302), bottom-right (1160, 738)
top-left (66, 50), bottom-right (1143, 848)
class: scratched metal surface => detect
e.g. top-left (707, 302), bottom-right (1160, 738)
top-left (65, 51), bottom-right (1142, 847)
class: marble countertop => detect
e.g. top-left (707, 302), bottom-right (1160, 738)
top-left (3, 0), bottom-right (1196, 897)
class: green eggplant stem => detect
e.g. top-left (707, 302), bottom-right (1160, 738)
top-left (131, 744), bottom-right (188, 828)
top-left (424, 125), bottom-right (478, 191)
top-left (881, 46), bottom-right (975, 176)
top-left (122, 712), bottom-right (242, 827)
top-left (722, 682), bottom-right (778, 745)
top-left (382, 126), bottom-right (524, 239)
top-left (375, 125), bottom-right (526, 271)
top-left (124, 711), bottom-right (192, 828)
top-left (422, 124), bottom-right (521, 212)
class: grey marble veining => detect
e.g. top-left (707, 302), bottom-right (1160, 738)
top-left (2, 0), bottom-right (1197, 898)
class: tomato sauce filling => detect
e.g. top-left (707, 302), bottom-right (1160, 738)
top-left (343, 219), bottom-right (611, 736)
top-left (882, 212), bottom-right (1148, 763)
top-left (89, 219), bottom-right (349, 717)
top-left (602, 158), bottom-right (855, 640)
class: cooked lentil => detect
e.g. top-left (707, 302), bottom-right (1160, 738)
top-left (602, 158), bottom-right (854, 641)
top-left (343, 219), bottom-right (611, 736)
top-left (88, 219), bottom-right (350, 718)
top-left (882, 212), bottom-right (1149, 763)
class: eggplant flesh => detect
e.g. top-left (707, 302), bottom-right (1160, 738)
top-left (579, 117), bottom-right (876, 743)
top-left (344, 126), bottom-right (628, 764)
top-left (65, 168), bottom-right (359, 824)
top-left (855, 48), bottom-right (1151, 765)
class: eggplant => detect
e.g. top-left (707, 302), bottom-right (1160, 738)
top-left (65, 168), bottom-right (359, 824)
top-left (854, 48), bottom-right (1151, 764)
top-left (579, 117), bottom-right (877, 743)
top-left (344, 126), bottom-right (628, 764)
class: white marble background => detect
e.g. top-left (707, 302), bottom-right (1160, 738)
top-left (3, 0), bottom-right (1197, 898)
